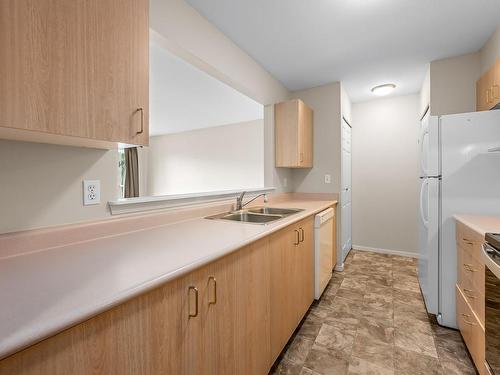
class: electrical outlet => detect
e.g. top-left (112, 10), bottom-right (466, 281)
top-left (83, 180), bottom-right (101, 205)
top-left (324, 174), bottom-right (331, 184)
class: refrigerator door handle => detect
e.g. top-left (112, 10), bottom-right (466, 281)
top-left (420, 128), bottom-right (429, 177)
top-left (420, 179), bottom-right (429, 228)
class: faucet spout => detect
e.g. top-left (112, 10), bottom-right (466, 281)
top-left (236, 191), bottom-right (246, 211)
top-left (236, 191), bottom-right (268, 211)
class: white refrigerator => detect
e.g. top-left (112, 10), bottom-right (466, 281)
top-left (418, 109), bottom-right (500, 328)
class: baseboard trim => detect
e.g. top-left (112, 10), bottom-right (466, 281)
top-left (352, 245), bottom-right (419, 259)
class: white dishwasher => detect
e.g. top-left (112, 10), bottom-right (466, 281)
top-left (314, 208), bottom-right (334, 299)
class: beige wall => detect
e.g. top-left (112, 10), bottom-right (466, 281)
top-left (480, 25), bottom-right (500, 74)
top-left (0, 141), bottom-right (119, 234)
top-left (1, 0), bottom-right (291, 234)
top-left (420, 25), bottom-right (500, 117)
top-left (291, 83), bottom-right (342, 194)
top-left (145, 120), bottom-right (264, 196)
top-left (352, 94), bottom-right (419, 254)
top-left (429, 52), bottom-right (480, 116)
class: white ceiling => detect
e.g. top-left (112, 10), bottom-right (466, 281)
top-left (150, 40), bottom-right (263, 136)
top-left (186, 0), bottom-right (500, 102)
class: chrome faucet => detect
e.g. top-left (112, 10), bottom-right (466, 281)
top-left (235, 191), bottom-right (268, 211)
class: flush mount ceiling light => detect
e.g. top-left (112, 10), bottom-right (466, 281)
top-left (371, 83), bottom-right (396, 96)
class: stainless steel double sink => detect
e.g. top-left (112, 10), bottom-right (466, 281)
top-left (206, 207), bottom-right (304, 224)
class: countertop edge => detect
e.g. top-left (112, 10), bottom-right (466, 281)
top-left (0, 200), bottom-right (337, 360)
top-left (454, 214), bottom-right (496, 238)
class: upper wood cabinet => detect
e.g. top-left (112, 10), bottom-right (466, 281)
top-left (476, 58), bottom-right (500, 112)
top-left (275, 99), bottom-right (313, 168)
top-left (0, 0), bottom-right (149, 149)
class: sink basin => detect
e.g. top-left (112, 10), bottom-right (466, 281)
top-left (219, 212), bottom-right (282, 223)
top-left (205, 207), bottom-right (304, 224)
top-left (247, 207), bottom-right (303, 216)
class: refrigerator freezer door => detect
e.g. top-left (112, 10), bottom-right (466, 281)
top-left (418, 177), bottom-right (440, 315)
top-left (419, 113), bottom-right (440, 177)
top-left (439, 110), bottom-right (500, 328)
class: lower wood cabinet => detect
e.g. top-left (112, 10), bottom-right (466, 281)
top-left (456, 285), bottom-right (485, 375)
top-left (455, 220), bottom-right (486, 375)
top-left (0, 214), bottom-right (320, 374)
top-left (270, 216), bottom-right (314, 363)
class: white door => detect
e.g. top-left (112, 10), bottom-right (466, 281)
top-left (340, 119), bottom-right (352, 263)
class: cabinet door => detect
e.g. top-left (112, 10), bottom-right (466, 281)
top-left (298, 101), bottom-right (313, 167)
top-left (270, 226), bottom-right (300, 362)
top-left (182, 264), bottom-right (212, 374)
top-left (232, 238), bottom-right (271, 375)
top-left (198, 239), bottom-right (271, 375)
top-left (296, 217), bottom-right (314, 321)
top-left (0, 0), bottom-right (149, 146)
top-left (275, 100), bottom-right (300, 167)
top-left (493, 59), bottom-right (500, 105)
top-left (332, 213), bottom-right (338, 268)
top-left (0, 274), bottom-right (188, 375)
top-left (477, 73), bottom-right (490, 111)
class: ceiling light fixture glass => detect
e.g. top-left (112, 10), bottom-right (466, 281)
top-left (371, 83), bottom-right (396, 96)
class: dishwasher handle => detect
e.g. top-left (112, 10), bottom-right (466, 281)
top-left (315, 208), bottom-right (334, 227)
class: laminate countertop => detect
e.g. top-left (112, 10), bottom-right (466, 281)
top-left (454, 214), bottom-right (500, 279)
top-left (455, 214), bottom-right (500, 237)
top-left (0, 199), bottom-right (336, 360)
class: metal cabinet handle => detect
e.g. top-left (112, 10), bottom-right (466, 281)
top-left (300, 152), bottom-right (304, 163)
top-left (461, 313), bottom-right (477, 326)
top-left (188, 286), bottom-right (199, 318)
top-left (208, 276), bottom-right (217, 305)
top-left (463, 263), bottom-right (478, 272)
top-left (462, 238), bottom-right (473, 245)
top-left (462, 288), bottom-right (477, 299)
top-left (136, 107), bottom-right (144, 135)
top-left (294, 230), bottom-right (300, 246)
top-left (299, 228), bottom-right (305, 243)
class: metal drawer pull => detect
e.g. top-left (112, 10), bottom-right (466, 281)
top-left (463, 288), bottom-right (477, 299)
top-left (294, 230), bottom-right (300, 246)
top-left (299, 228), bottom-right (305, 243)
top-left (461, 313), bottom-right (477, 326)
top-left (463, 264), bottom-right (478, 272)
top-left (208, 276), bottom-right (217, 305)
top-left (188, 286), bottom-right (199, 318)
top-left (136, 107), bottom-right (144, 135)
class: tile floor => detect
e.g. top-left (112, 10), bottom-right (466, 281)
top-left (270, 250), bottom-right (478, 375)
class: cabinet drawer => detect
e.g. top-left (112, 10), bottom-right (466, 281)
top-left (458, 245), bottom-right (485, 296)
top-left (457, 283), bottom-right (484, 326)
top-left (456, 285), bottom-right (485, 375)
top-left (456, 221), bottom-right (484, 262)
